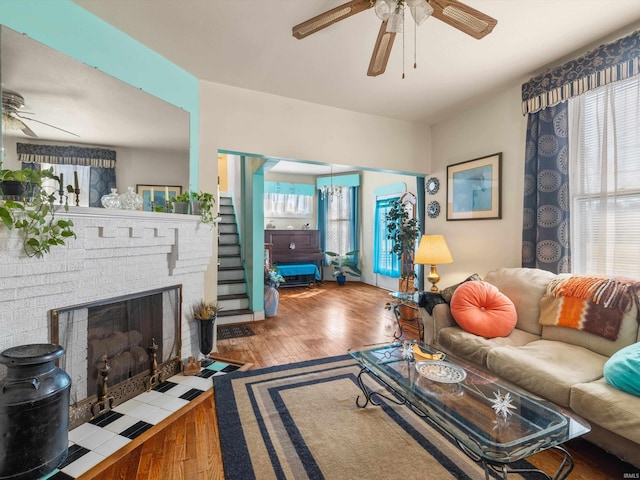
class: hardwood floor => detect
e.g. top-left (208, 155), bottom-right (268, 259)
top-left (86, 281), bottom-right (635, 479)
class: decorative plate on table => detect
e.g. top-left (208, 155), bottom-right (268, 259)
top-left (416, 360), bottom-right (467, 383)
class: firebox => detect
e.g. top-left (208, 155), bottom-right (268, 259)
top-left (51, 285), bottom-right (182, 428)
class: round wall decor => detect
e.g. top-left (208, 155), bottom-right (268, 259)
top-left (427, 201), bottom-right (441, 218)
top-left (426, 177), bottom-right (440, 195)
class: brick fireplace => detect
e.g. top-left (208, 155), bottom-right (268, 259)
top-left (0, 207), bottom-right (215, 425)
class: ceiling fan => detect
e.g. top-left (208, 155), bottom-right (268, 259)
top-left (292, 0), bottom-right (497, 77)
top-left (2, 89), bottom-right (79, 138)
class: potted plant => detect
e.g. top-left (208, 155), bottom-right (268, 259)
top-left (0, 163), bottom-right (76, 258)
top-left (169, 192), bottom-right (191, 214)
top-left (264, 266), bottom-right (284, 317)
top-left (0, 167), bottom-right (43, 199)
top-left (191, 191), bottom-right (218, 225)
top-left (191, 300), bottom-right (222, 367)
top-left (385, 197), bottom-right (420, 292)
top-left (325, 250), bottom-right (361, 285)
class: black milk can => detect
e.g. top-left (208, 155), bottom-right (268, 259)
top-left (0, 344), bottom-right (71, 480)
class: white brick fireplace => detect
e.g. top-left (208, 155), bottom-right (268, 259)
top-left (0, 207), bottom-right (215, 378)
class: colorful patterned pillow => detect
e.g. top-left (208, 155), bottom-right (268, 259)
top-left (450, 281), bottom-right (517, 338)
top-left (439, 273), bottom-right (481, 303)
top-left (604, 343), bottom-right (640, 397)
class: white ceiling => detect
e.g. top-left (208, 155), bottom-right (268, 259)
top-left (4, 1), bottom-right (640, 174)
top-left (74, 0), bottom-right (640, 126)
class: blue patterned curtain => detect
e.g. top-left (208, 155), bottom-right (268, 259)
top-left (522, 30), bottom-right (640, 114)
top-left (521, 30), bottom-right (640, 274)
top-left (89, 167), bottom-right (117, 207)
top-left (21, 162), bottom-right (40, 172)
top-left (16, 143), bottom-right (116, 167)
top-left (522, 102), bottom-right (570, 273)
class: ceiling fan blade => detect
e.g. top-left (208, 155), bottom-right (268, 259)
top-left (20, 122), bottom-right (38, 138)
top-left (429, 0), bottom-right (497, 39)
top-left (367, 21), bottom-right (396, 77)
top-left (2, 111), bottom-right (38, 137)
top-left (16, 113), bottom-right (80, 137)
top-left (293, 0), bottom-right (373, 39)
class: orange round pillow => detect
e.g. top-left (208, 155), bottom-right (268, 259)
top-left (450, 281), bottom-right (517, 338)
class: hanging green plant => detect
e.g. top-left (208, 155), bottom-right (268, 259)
top-left (0, 164), bottom-right (76, 258)
top-left (191, 191), bottom-right (218, 226)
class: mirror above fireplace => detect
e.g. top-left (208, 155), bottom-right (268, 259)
top-left (0, 25), bottom-right (189, 165)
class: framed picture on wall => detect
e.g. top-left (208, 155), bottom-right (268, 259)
top-left (446, 153), bottom-right (502, 221)
top-left (136, 184), bottom-right (182, 211)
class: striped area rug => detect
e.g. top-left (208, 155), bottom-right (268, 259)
top-left (213, 355), bottom-right (539, 480)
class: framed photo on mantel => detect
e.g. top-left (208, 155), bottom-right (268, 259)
top-left (136, 184), bottom-right (182, 211)
top-left (446, 153), bottom-right (502, 221)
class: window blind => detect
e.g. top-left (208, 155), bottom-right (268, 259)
top-left (569, 75), bottom-right (640, 276)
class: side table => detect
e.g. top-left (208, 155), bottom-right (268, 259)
top-left (386, 291), bottom-right (423, 341)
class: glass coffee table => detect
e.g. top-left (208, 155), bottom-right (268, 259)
top-left (349, 342), bottom-right (591, 480)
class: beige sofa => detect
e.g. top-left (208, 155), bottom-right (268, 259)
top-left (421, 267), bottom-right (640, 468)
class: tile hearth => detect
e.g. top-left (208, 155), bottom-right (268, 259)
top-left (41, 360), bottom-right (240, 480)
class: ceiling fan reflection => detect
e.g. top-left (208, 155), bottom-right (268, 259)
top-left (2, 89), bottom-right (79, 138)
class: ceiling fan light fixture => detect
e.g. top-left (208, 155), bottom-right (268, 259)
top-left (387, 5), bottom-right (404, 33)
top-left (374, 0), bottom-right (394, 21)
top-left (409, 1), bottom-right (434, 25)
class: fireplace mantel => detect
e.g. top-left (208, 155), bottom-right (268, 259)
top-left (0, 207), bottom-right (215, 370)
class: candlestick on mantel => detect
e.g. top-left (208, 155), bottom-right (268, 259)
top-left (165, 186), bottom-right (169, 202)
top-left (73, 171), bottom-right (79, 190)
top-left (150, 187), bottom-right (155, 208)
top-left (59, 173), bottom-right (64, 205)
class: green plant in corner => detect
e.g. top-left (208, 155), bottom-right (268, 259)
top-left (384, 197), bottom-right (420, 291)
top-left (0, 164), bottom-right (76, 258)
top-left (325, 250), bottom-right (361, 279)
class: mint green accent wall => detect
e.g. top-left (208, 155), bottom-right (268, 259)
top-left (238, 157), bottom-right (267, 311)
top-left (252, 170), bottom-right (266, 310)
top-left (0, 0), bottom-right (200, 186)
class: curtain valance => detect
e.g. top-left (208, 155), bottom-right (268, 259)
top-left (17, 143), bottom-right (116, 168)
top-left (521, 30), bottom-right (640, 115)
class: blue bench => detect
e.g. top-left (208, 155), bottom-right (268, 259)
top-left (275, 263), bottom-right (321, 287)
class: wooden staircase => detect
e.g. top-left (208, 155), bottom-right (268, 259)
top-left (216, 195), bottom-right (254, 325)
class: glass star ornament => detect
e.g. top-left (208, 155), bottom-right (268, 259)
top-left (401, 341), bottom-right (414, 360)
top-left (491, 390), bottom-right (517, 418)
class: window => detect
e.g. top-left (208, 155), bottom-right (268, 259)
top-left (373, 196), bottom-right (400, 277)
top-left (569, 76), bottom-right (640, 276)
top-left (40, 163), bottom-right (90, 207)
top-left (264, 193), bottom-right (312, 217)
top-left (324, 186), bottom-right (353, 256)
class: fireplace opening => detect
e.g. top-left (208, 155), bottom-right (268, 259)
top-left (87, 294), bottom-right (163, 398)
top-left (51, 285), bottom-right (182, 428)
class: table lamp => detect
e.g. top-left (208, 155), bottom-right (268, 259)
top-left (414, 234), bottom-right (453, 292)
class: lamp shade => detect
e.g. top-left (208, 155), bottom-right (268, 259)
top-left (414, 235), bottom-right (453, 265)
